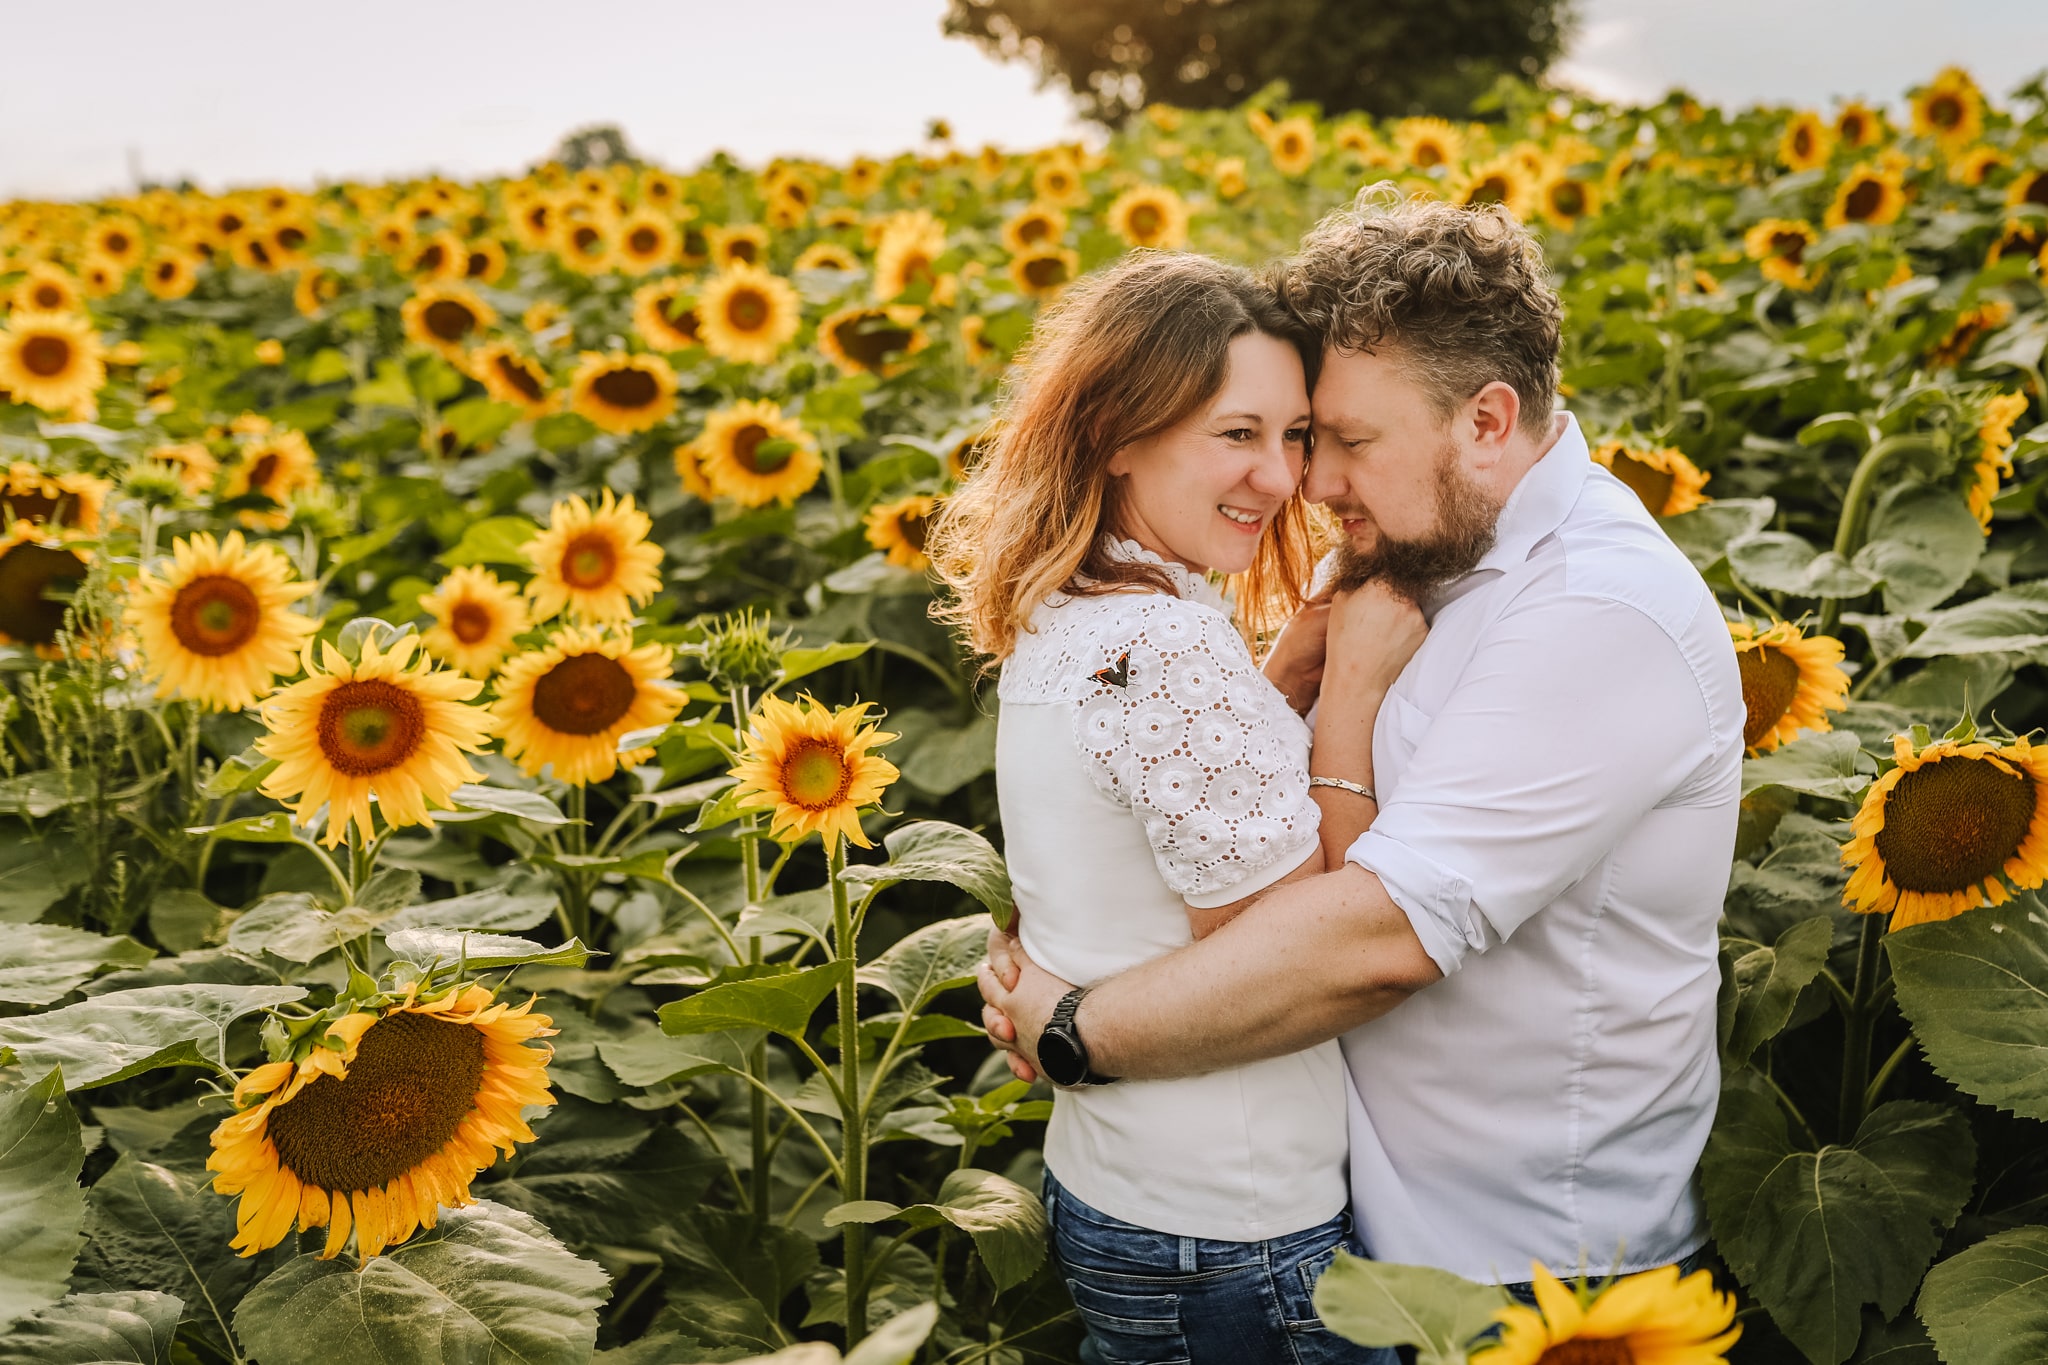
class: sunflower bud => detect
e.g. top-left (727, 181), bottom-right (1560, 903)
top-left (690, 607), bottom-right (795, 693)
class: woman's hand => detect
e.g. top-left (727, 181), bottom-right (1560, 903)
top-left (1261, 600), bottom-right (1332, 714)
top-left (1324, 581), bottom-right (1427, 696)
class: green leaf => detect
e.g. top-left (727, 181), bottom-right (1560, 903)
top-left (891, 711), bottom-right (997, 797)
top-left (233, 1201), bottom-right (610, 1365)
top-left (839, 820), bottom-right (1012, 920)
top-left (197, 748), bottom-right (278, 799)
top-left (1916, 1226), bottom-right (2048, 1365)
top-left (478, 1108), bottom-right (721, 1249)
top-left (382, 929), bottom-right (596, 971)
top-left (1731, 532), bottom-right (1880, 598)
top-left (1662, 497), bottom-right (1776, 572)
top-left (439, 783), bottom-right (572, 826)
top-left (0, 1069), bottom-right (86, 1334)
top-left (437, 515), bottom-right (539, 568)
top-left (825, 1169), bottom-right (1045, 1293)
top-left (596, 1027), bottom-right (760, 1086)
top-left (226, 893), bottom-right (391, 963)
top-left (0, 1290), bottom-right (183, 1364)
top-left (1854, 484), bottom-right (1985, 615)
top-left (383, 883), bottom-right (559, 934)
top-left (0, 834), bottom-right (84, 923)
top-left (1311, 1255), bottom-right (1504, 1364)
top-left (778, 640), bottom-right (872, 686)
top-left (845, 1302), bottom-right (940, 1365)
top-left (0, 985), bottom-right (306, 1090)
top-left (857, 915), bottom-right (989, 1011)
top-left (733, 887), bottom-right (835, 948)
top-left (1741, 730), bottom-right (1872, 802)
top-left (147, 890), bottom-right (222, 954)
top-left (1702, 1090), bottom-right (1975, 1365)
top-left (659, 961), bottom-right (849, 1040)
top-left (1720, 916), bottom-right (1834, 1068)
top-left (658, 1208), bottom-right (818, 1353)
top-left (0, 925), bottom-right (152, 1006)
top-left (0, 771), bottom-right (89, 819)
top-left (187, 812), bottom-right (300, 844)
top-left (73, 1157), bottom-right (261, 1360)
top-left (1888, 898), bottom-right (2048, 1119)
top-left (1901, 585), bottom-right (2048, 658)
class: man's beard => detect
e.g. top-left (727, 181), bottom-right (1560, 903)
top-left (1329, 439), bottom-right (1502, 600)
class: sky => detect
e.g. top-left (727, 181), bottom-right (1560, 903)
top-left (3, 1), bottom-right (2046, 201)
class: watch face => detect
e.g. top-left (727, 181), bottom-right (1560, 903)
top-left (1037, 1027), bottom-right (1087, 1088)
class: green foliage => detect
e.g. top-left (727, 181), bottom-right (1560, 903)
top-left (1888, 899), bottom-right (2048, 1121)
top-left (0, 1069), bottom-right (88, 1335)
top-left (1310, 1256), bottom-right (1504, 1365)
top-left (1916, 1227), bottom-right (2048, 1365)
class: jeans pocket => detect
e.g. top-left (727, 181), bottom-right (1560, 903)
top-left (1063, 1270), bottom-right (1191, 1365)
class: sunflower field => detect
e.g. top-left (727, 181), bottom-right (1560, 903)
top-left (1, 62), bottom-right (2047, 1365)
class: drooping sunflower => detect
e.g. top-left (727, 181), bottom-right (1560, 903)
top-left (873, 210), bottom-right (949, 300)
top-left (0, 311), bottom-right (105, 415)
top-left (567, 350), bottom-right (676, 434)
top-left (12, 263), bottom-right (82, 314)
top-left (0, 463), bottom-right (109, 537)
top-left (1928, 299), bottom-right (2014, 369)
top-left (256, 632), bottom-right (492, 846)
top-left (1842, 731), bottom-right (2048, 929)
top-left (1824, 163), bottom-right (1907, 229)
top-left (0, 524), bottom-right (90, 649)
top-left (1591, 440), bottom-right (1711, 517)
top-left (467, 342), bottom-right (553, 417)
top-left (672, 440), bottom-right (716, 501)
top-left (521, 489), bottom-right (664, 624)
top-left (1912, 67), bottom-right (1984, 149)
top-left (630, 278), bottom-right (704, 353)
top-left (1106, 185), bottom-right (1190, 250)
top-left (696, 264), bottom-right (801, 365)
top-left (1394, 117), bottom-right (1465, 171)
top-left (143, 249), bottom-right (201, 300)
top-left (1455, 157), bottom-right (1538, 219)
top-left (419, 565), bottom-right (531, 677)
top-left (1987, 219), bottom-right (2048, 268)
top-left (1264, 117), bottom-right (1318, 177)
top-left (816, 304), bottom-right (928, 378)
top-left (1000, 205), bottom-right (1067, 255)
top-left (730, 694), bottom-right (900, 848)
top-left (1834, 100), bottom-right (1887, 150)
top-left (129, 531), bottom-right (317, 711)
top-left (492, 627), bottom-right (683, 785)
top-left (1742, 218), bottom-right (1821, 291)
top-left (208, 984), bottom-right (556, 1260)
top-left (1729, 619), bottom-right (1849, 755)
top-left (694, 399), bottom-right (823, 507)
top-left (1778, 111), bottom-right (1835, 172)
top-left (864, 494), bottom-right (939, 571)
top-left (1471, 1262), bottom-right (1738, 1365)
top-left (1009, 246), bottom-right (1079, 299)
top-left (708, 222), bottom-right (769, 270)
top-left (1966, 391), bottom-right (2033, 529)
top-left (400, 283), bottom-right (496, 361)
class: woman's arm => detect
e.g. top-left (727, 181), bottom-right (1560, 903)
top-left (1308, 582), bottom-right (1426, 865)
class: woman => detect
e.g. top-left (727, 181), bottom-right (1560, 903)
top-left (929, 252), bottom-right (1423, 1365)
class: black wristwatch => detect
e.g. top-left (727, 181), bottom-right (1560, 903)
top-left (1036, 987), bottom-right (1118, 1087)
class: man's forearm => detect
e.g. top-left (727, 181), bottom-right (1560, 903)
top-left (1077, 863), bottom-right (1442, 1080)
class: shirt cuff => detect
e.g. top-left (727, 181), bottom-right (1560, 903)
top-left (1345, 828), bottom-right (1482, 976)
top-left (1181, 823), bottom-right (1321, 910)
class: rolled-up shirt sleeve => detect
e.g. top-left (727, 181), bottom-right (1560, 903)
top-left (1347, 592), bottom-right (1717, 976)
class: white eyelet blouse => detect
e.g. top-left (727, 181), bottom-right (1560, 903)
top-left (995, 540), bottom-right (1349, 1242)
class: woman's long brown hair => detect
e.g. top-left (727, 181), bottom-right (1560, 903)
top-left (928, 251), bottom-right (1323, 666)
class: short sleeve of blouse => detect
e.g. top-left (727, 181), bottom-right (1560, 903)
top-left (1071, 597), bottom-right (1321, 908)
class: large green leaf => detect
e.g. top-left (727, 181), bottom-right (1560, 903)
top-left (440, 784), bottom-right (572, 826)
top-left (839, 820), bottom-right (1012, 920)
top-left (891, 712), bottom-right (998, 797)
top-left (1311, 1256), bottom-right (1503, 1365)
top-left (657, 1208), bottom-right (819, 1355)
top-left (659, 961), bottom-right (849, 1040)
top-left (438, 515), bottom-right (540, 568)
top-left (1662, 497), bottom-right (1776, 572)
top-left (0, 1069), bottom-right (86, 1334)
top-left (233, 1201), bottom-right (610, 1365)
top-left (0, 985), bottom-right (304, 1090)
top-left (1702, 1089), bottom-right (1976, 1365)
top-left (382, 928), bottom-right (595, 971)
top-left (856, 916), bottom-right (989, 1011)
top-left (778, 640), bottom-right (872, 686)
top-left (382, 881), bottom-right (560, 933)
top-left (1854, 483), bottom-right (1985, 614)
top-left (1901, 584), bottom-right (2048, 658)
top-left (0, 1291), bottom-right (183, 1364)
top-left (479, 1109), bottom-right (720, 1250)
top-left (1719, 916), bottom-right (1835, 1067)
top-left (1916, 1227), bottom-right (2048, 1365)
top-left (1888, 900), bottom-right (2048, 1119)
top-left (226, 892), bottom-right (392, 963)
top-left (1732, 532), bottom-right (1880, 598)
top-left (0, 925), bottom-right (152, 1006)
top-left (0, 834), bottom-right (84, 924)
top-left (596, 1027), bottom-right (760, 1087)
top-left (825, 1168), bottom-right (1045, 1292)
top-left (1741, 730), bottom-right (1872, 802)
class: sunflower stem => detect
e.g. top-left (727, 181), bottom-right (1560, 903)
top-left (829, 833), bottom-right (870, 1345)
top-left (738, 804), bottom-right (773, 1234)
top-left (1837, 912), bottom-right (1888, 1140)
top-left (1819, 434), bottom-right (1940, 638)
top-left (563, 784), bottom-right (590, 943)
top-left (1866, 1034), bottom-right (1917, 1111)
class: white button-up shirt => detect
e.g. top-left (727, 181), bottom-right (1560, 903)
top-left (1341, 413), bottom-right (1742, 1281)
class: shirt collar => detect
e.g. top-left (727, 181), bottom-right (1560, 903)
top-left (1100, 537), bottom-right (1231, 612)
top-left (1470, 411), bottom-right (1589, 577)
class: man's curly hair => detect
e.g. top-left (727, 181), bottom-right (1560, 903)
top-left (1277, 185), bottom-right (1563, 436)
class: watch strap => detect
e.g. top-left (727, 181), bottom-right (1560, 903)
top-left (1046, 987), bottom-right (1118, 1086)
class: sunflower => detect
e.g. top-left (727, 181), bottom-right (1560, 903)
top-left (257, 632), bottom-right (492, 846)
top-left (0, 311), bottom-right (105, 415)
top-left (1834, 101), bottom-right (1886, 149)
top-left (844, 157), bottom-right (885, 199)
top-left (1729, 619), bottom-right (1848, 755)
top-left (1394, 117), bottom-right (1465, 171)
top-left (1032, 153), bottom-right (1087, 207)
top-left (461, 238), bottom-right (507, 284)
top-left (1824, 163), bottom-right (1906, 229)
top-left (1987, 220), bottom-right (2048, 267)
top-left (227, 429), bottom-right (320, 513)
top-left (614, 209), bottom-right (679, 273)
top-left (1952, 145), bottom-right (2007, 186)
top-left (11, 263), bottom-right (81, 314)
top-left (1265, 117), bottom-right (1318, 177)
top-left (1778, 111), bottom-right (1835, 172)
top-left (793, 243), bottom-right (859, 275)
top-left (208, 984), bottom-right (556, 1260)
top-left (672, 440), bottom-right (716, 501)
top-left (521, 489), bottom-right (663, 624)
top-left (864, 494), bottom-right (939, 571)
top-left (521, 299), bottom-right (566, 338)
top-left (555, 213), bottom-right (617, 274)
top-left (144, 440), bottom-right (220, 496)
top-left (730, 695), bottom-right (900, 848)
top-left (293, 266), bottom-right (343, 318)
top-left (401, 283), bottom-right (495, 361)
top-left (946, 427), bottom-right (996, 483)
top-left (1591, 440), bottom-right (1711, 517)
top-left (694, 399), bottom-right (822, 507)
top-left (0, 464), bottom-right (108, 537)
top-left (506, 195), bottom-right (557, 252)
top-left (1929, 300), bottom-right (2014, 369)
top-left (1471, 1262), bottom-right (1738, 1365)
top-left (1009, 246), bottom-right (1079, 299)
top-left (0, 524), bottom-right (89, 649)
top-left (873, 210), bottom-right (948, 301)
top-left (77, 256), bottom-right (124, 298)
top-left (696, 264), bottom-right (802, 365)
top-left (129, 531), bottom-right (317, 711)
top-left (1214, 157), bottom-right (1249, 200)
top-left (816, 304), bottom-right (928, 378)
top-left (636, 168), bottom-right (683, 211)
top-left (1106, 185), bottom-right (1190, 250)
top-left (567, 351), bottom-right (676, 434)
top-left (468, 342), bottom-right (553, 417)
top-left (143, 249), bottom-right (200, 300)
top-left (418, 566), bottom-right (530, 677)
top-left (1967, 391), bottom-right (2032, 529)
top-left (628, 278), bottom-right (702, 355)
top-left (1455, 157), bottom-right (1538, 219)
top-left (1000, 206), bottom-right (1067, 255)
top-left (1913, 67), bottom-right (1984, 149)
top-left (2006, 169), bottom-right (2048, 212)
top-left (708, 223), bottom-right (769, 270)
top-left (1842, 731), bottom-right (2048, 929)
top-left (492, 627), bottom-right (683, 785)
top-left (1533, 168), bottom-right (1599, 230)
top-left (1742, 218), bottom-right (1821, 291)
top-left (266, 216), bottom-right (314, 267)
top-left (960, 315), bottom-right (998, 366)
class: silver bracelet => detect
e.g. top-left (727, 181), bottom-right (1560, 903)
top-left (1309, 775), bottom-right (1377, 801)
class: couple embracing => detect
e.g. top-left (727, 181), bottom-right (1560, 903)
top-left (927, 188), bottom-right (1743, 1365)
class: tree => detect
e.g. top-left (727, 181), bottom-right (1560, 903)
top-left (941, 0), bottom-right (1574, 124)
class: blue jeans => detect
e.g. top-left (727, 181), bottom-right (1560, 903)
top-left (1044, 1169), bottom-right (1398, 1365)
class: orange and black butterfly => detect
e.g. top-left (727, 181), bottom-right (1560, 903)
top-left (1091, 652), bottom-right (1131, 688)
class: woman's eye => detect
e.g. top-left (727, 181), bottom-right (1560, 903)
top-left (1285, 426), bottom-right (1310, 446)
top-left (1222, 428), bottom-right (1254, 443)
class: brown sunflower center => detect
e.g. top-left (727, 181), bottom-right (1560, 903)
top-left (532, 651), bottom-right (637, 735)
top-left (2, 490), bottom-right (65, 525)
top-left (1279, 135), bottom-right (1305, 157)
top-left (276, 225), bottom-right (306, 251)
top-left (1467, 176), bottom-right (1510, 205)
top-left (560, 530), bottom-right (618, 589)
top-left (1022, 255), bottom-right (1069, 289)
top-left (247, 453), bottom-right (281, 490)
top-left (22, 335), bottom-right (73, 378)
top-left (1875, 753), bottom-right (2037, 894)
top-left (726, 288), bottom-right (771, 333)
top-left (833, 313), bottom-right (914, 370)
top-left (1769, 230), bottom-right (1808, 263)
top-left (1128, 204), bottom-right (1163, 237)
top-left (660, 296), bottom-right (701, 341)
top-left (731, 423), bottom-right (790, 474)
top-left (2023, 174), bottom-right (2048, 209)
top-left (592, 367), bottom-right (659, 409)
top-left (31, 284), bottom-right (65, 309)
top-left (1414, 142), bottom-right (1446, 168)
top-left (422, 298), bottom-right (478, 342)
top-left (0, 541), bottom-right (87, 646)
top-left (449, 600), bottom-right (494, 644)
top-left (628, 226), bottom-right (661, 254)
top-left (570, 224), bottom-right (604, 256)
top-left (727, 239), bottom-right (760, 265)
top-left (494, 354), bottom-right (545, 401)
top-left (1841, 113), bottom-right (1868, 141)
top-left (465, 249), bottom-right (492, 278)
top-left (1737, 644), bottom-right (1802, 748)
top-left (154, 262), bottom-right (179, 284)
top-left (1018, 216), bottom-right (1052, 244)
top-left (1551, 182), bottom-right (1586, 216)
top-left (1610, 453), bottom-right (1676, 518)
top-left (1843, 178), bottom-right (1884, 221)
top-left (1791, 126), bottom-right (1814, 157)
top-left (898, 510), bottom-right (930, 551)
top-left (780, 739), bottom-right (853, 810)
top-left (266, 1011), bottom-right (486, 1194)
top-left (169, 575), bottom-right (262, 655)
top-left (1535, 1341), bottom-right (1635, 1365)
top-left (316, 679), bottom-right (427, 776)
top-left (1927, 94), bottom-right (1962, 130)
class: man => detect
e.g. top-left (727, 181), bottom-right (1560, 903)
top-left (979, 190), bottom-right (1743, 1290)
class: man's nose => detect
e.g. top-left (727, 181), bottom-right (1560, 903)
top-left (1301, 450), bottom-right (1344, 504)
top-left (1246, 438), bottom-right (1299, 497)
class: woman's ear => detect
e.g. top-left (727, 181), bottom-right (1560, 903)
top-left (1104, 440), bottom-right (1137, 478)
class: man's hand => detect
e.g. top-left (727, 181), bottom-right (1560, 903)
top-left (1261, 599), bottom-right (1332, 714)
top-left (977, 918), bottom-right (1074, 1084)
top-left (1324, 580), bottom-right (1427, 694)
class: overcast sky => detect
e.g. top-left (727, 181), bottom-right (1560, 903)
top-left (3, 1), bottom-right (2044, 200)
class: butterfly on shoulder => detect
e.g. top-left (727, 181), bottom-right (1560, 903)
top-left (1091, 651), bottom-right (1132, 689)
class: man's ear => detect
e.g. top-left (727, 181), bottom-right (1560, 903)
top-left (1466, 382), bottom-right (1521, 463)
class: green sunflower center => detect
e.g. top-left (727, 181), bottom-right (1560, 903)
top-left (1875, 753), bottom-right (2037, 894)
top-left (780, 739), bottom-right (853, 810)
top-left (422, 298), bottom-right (478, 342)
top-left (1609, 452), bottom-right (1676, 518)
top-left (532, 651), bottom-right (637, 735)
top-left (317, 679), bottom-right (426, 776)
top-left (560, 531), bottom-right (618, 589)
top-left (266, 1012), bottom-right (485, 1193)
top-left (1535, 1340), bottom-right (1635, 1365)
top-left (592, 366), bottom-right (659, 409)
top-left (22, 335), bottom-right (73, 378)
top-left (1737, 644), bottom-right (1802, 748)
top-left (170, 575), bottom-right (262, 656)
top-left (0, 541), bottom-right (87, 646)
